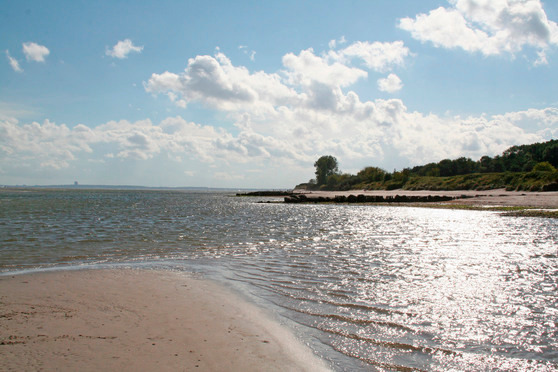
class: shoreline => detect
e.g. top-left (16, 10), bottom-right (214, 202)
top-left (291, 188), bottom-right (558, 209)
top-left (0, 268), bottom-right (330, 371)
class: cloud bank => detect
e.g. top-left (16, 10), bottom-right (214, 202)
top-left (399, 0), bottom-right (558, 64)
top-left (1, 102), bottom-right (553, 178)
top-left (3, 41), bottom-right (556, 185)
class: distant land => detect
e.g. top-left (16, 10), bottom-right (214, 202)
top-left (0, 185), bottom-right (281, 192)
top-left (298, 139), bottom-right (558, 192)
top-left (3, 140), bottom-right (556, 194)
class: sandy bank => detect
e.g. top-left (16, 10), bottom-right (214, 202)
top-left (0, 269), bottom-right (329, 372)
top-left (294, 189), bottom-right (558, 208)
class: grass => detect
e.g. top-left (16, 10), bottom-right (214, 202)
top-left (501, 209), bottom-right (558, 218)
top-left (357, 171), bottom-right (558, 192)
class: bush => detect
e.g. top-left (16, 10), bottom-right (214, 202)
top-left (532, 162), bottom-right (557, 173)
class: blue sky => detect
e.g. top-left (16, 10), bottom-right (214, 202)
top-left (1, 0), bottom-right (557, 188)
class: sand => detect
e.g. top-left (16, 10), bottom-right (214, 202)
top-left (294, 188), bottom-right (558, 208)
top-left (0, 269), bottom-right (330, 372)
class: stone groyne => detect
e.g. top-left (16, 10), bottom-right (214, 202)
top-left (284, 193), bottom-right (469, 204)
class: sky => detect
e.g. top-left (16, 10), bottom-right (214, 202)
top-left (1, 0), bottom-right (557, 188)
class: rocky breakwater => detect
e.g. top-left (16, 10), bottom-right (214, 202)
top-left (237, 191), bottom-right (294, 197)
top-left (285, 193), bottom-right (467, 204)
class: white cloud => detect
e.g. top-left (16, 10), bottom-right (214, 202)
top-left (141, 48), bottom-right (555, 171)
top-left (328, 36), bottom-right (347, 49)
top-left (145, 43), bottom-right (412, 114)
top-left (1, 101), bottom-right (555, 184)
top-left (5, 50), bottom-right (23, 72)
top-left (239, 45), bottom-right (256, 61)
top-left (2, 43), bottom-right (555, 186)
top-left (534, 49), bottom-right (548, 66)
top-left (106, 39), bottom-right (144, 59)
top-left (145, 52), bottom-right (301, 113)
top-left (0, 118), bottom-right (92, 169)
top-left (399, 0), bottom-right (558, 64)
top-left (283, 48), bottom-right (368, 88)
top-left (329, 41), bottom-right (411, 72)
top-left (22, 42), bottom-right (50, 62)
top-left (1, 104), bottom-right (553, 178)
top-left (387, 109), bottom-right (546, 164)
top-left (378, 74), bottom-right (403, 93)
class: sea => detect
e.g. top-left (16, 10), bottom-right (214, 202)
top-left (1, 188), bottom-right (557, 371)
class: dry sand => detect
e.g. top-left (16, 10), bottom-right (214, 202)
top-left (0, 269), bottom-right (329, 372)
top-left (295, 188), bottom-right (558, 208)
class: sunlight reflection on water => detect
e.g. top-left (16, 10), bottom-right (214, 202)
top-left (220, 205), bottom-right (557, 370)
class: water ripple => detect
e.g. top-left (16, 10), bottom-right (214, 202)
top-left (1, 189), bottom-right (557, 371)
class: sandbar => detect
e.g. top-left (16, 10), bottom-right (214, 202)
top-left (0, 269), bottom-right (329, 371)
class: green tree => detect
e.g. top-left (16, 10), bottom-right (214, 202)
top-left (314, 155), bottom-right (339, 186)
top-left (357, 167), bottom-right (387, 183)
top-left (532, 161), bottom-right (557, 173)
top-left (438, 159), bottom-right (455, 176)
top-left (454, 157), bottom-right (477, 174)
top-left (542, 144), bottom-right (558, 167)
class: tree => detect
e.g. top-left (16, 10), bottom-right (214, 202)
top-left (542, 144), bottom-right (558, 167)
top-left (357, 167), bottom-right (387, 183)
top-left (314, 155), bottom-right (339, 185)
top-left (438, 159), bottom-right (455, 176)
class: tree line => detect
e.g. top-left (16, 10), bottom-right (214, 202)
top-left (302, 139), bottom-right (558, 192)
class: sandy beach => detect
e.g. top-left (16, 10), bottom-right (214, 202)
top-left (0, 269), bottom-right (329, 372)
top-left (294, 188), bottom-right (558, 208)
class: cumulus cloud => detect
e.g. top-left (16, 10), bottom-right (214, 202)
top-left (1, 105), bottom-right (553, 177)
top-left (378, 74), bottom-right (403, 93)
top-left (141, 47), bottom-right (555, 171)
top-left (106, 39), bottom-right (144, 59)
top-left (283, 48), bottom-right (368, 88)
top-left (22, 42), bottom-right (50, 62)
top-left (2, 43), bottom-right (555, 185)
top-left (145, 41), bottom-right (412, 114)
top-left (145, 52), bottom-right (301, 112)
top-left (328, 41), bottom-right (411, 72)
top-left (387, 108), bottom-right (545, 163)
top-left (5, 50), bottom-right (23, 72)
top-left (0, 118), bottom-right (92, 169)
top-left (399, 0), bottom-right (558, 64)
top-left (0, 116), bottom-right (230, 169)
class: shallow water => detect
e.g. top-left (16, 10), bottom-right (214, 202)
top-left (1, 189), bottom-right (557, 370)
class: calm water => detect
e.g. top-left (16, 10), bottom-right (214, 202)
top-left (1, 189), bottom-right (557, 371)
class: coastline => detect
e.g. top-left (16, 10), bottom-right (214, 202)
top-left (291, 188), bottom-right (558, 209)
top-left (0, 268), bottom-right (329, 372)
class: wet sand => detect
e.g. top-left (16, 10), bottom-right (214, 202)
top-left (0, 269), bottom-right (329, 372)
top-left (294, 189), bottom-right (558, 208)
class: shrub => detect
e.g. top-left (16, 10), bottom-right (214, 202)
top-left (532, 162), bottom-right (557, 173)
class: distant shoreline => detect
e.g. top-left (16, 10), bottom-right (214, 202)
top-left (290, 189), bottom-right (558, 209)
top-left (0, 185), bottom-right (274, 192)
